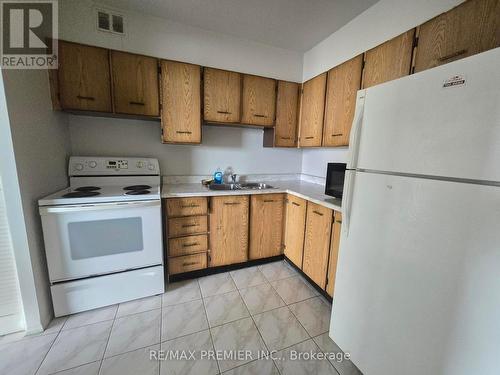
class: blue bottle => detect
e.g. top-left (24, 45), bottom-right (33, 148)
top-left (213, 167), bottom-right (223, 184)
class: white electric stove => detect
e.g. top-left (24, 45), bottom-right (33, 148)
top-left (39, 156), bottom-right (165, 317)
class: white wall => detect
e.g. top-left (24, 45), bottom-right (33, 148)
top-left (69, 116), bottom-right (302, 176)
top-left (300, 0), bottom-right (465, 178)
top-left (2, 70), bottom-right (70, 331)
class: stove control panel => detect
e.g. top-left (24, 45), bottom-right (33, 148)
top-left (69, 157), bottom-right (159, 176)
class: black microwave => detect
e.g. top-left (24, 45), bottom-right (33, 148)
top-left (325, 163), bottom-right (346, 199)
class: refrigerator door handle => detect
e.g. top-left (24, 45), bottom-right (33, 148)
top-left (347, 90), bottom-right (366, 170)
top-left (342, 170), bottom-right (355, 236)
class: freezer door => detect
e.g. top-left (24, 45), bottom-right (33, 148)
top-left (349, 48), bottom-right (500, 182)
top-left (331, 171), bottom-right (500, 375)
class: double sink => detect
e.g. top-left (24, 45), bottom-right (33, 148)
top-left (208, 182), bottom-right (275, 191)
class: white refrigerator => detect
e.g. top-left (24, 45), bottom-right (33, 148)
top-left (330, 48), bottom-right (500, 375)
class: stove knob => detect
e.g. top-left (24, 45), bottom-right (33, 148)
top-left (89, 161), bottom-right (97, 168)
top-left (148, 164), bottom-right (155, 171)
top-left (75, 163), bottom-right (84, 171)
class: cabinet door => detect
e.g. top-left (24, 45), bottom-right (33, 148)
top-left (283, 194), bottom-right (307, 268)
top-left (323, 55), bottom-right (363, 147)
top-left (414, 0), bottom-right (500, 73)
top-left (203, 68), bottom-right (241, 123)
top-left (161, 60), bottom-right (201, 143)
top-left (209, 196), bottom-right (249, 267)
top-left (302, 202), bottom-right (333, 288)
top-left (241, 75), bottom-right (276, 126)
top-left (299, 73), bottom-right (327, 147)
top-left (325, 211), bottom-right (342, 297)
top-left (249, 194), bottom-right (285, 260)
top-left (362, 29), bottom-right (415, 88)
top-left (274, 81), bottom-right (300, 147)
top-left (58, 41), bottom-right (112, 112)
top-left (111, 51), bottom-right (159, 116)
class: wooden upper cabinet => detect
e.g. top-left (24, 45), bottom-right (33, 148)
top-left (325, 211), bottom-right (342, 297)
top-left (249, 194), bottom-right (285, 260)
top-left (209, 196), bottom-right (249, 267)
top-left (203, 68), bottom-right (241, 123)
top-left (57, 41), bottom-right (112, 112)
top-left (302, 202), bottom-right (333, 288)
top-left (362, 29), bottom-right (415, 88)
top-left (160, 60), bottom-right (201, 144)
top-left (414, 0), bottom-right (500, 73)
top-left (274, 81), bottom-right (300, 147)
top-left (111, 51), bottom-right (159, 116)
top-left (299, 73), bottom-right (327, 147)
top-left (241, 75), bottom-right (276, 126)
top-left (283, 194), bottom-right (307, 268)
top-left (323, 55), bottom-right (363, 147)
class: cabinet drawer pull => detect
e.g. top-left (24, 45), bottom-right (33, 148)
top-left (332, 133), bottom-right (343, 137)
top-left (313, 210), bottom-right (324, 216)
top-left (181, 204), bottom-right (200, 208)
top-left (176, 131), bottom-right (192, 134)
top-left (336, 220), bottom-right (342, 224)
top-left (438, 49), bottom-right (468, 62)
top-left (182, 242), bottom-right (200, 248)
top-left (280, 136), bottom-right (291, 140)
top-left (263, 199), bottom-right (276, 203)
top-left (305, 136), bottom-right (314, 139)
top-left (224, 202), bottom-right (241, 205)
top-left (182, 261), bottom-right (198, 266)
top-left (254, 114), bottom-right (267, 118)
top-left (292, 202), bottom-right (300, 207)
top-left (77, 95), bottom-right (95, 101)
top-left (217, 110), bottom-right (231, 114)
top-left (182, 223), bottom-right (199, 228)
top-left (129, 101), bottom-right (145, 106)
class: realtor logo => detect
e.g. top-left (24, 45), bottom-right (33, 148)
top-left (1, 0), bottom-right (58, 68)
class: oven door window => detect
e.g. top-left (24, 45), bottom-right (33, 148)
top-left (68, 217), bottom-right (143, 260)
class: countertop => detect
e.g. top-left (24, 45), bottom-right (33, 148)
top-left (162, 179), bottom-right (342, 212)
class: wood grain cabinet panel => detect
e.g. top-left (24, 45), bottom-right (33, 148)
top-left (299, 73), bottom-right (327, 147)
top-left (168, 216), bottom-right (208, 238)
top-left (166, 197), bottom-right (207, 217)
top-left (362, 29), bottom-right (415, 88)
top-left (323, 55), bottom-right (363, 147)
top-left (302, 202), bottom-right (333, 288)
top-left (209, 196), bottom-right (249, 267)
top-left (169, 253), bottom-right (207, 275)
top-left (161, 60), bottom-right (201, 143)
top-left (274, 81), bottom-right (300, 147)
top-left (414, 0), bottom-right (500, 73)
top-left (326, 212), bottom-right (342, 297)
top-left (241, 75), bottom-right (276, 126)
top-left (249, 194), bottom-right (285, 260)
top-left (168, 234), bottom-right (208, 257)
top-left (203, 68), bottom-right (241, 123)
top-left (111, 51), bottom-right (159, 116)
top-left (57, 41), bottom-right (112, 112)
top-left (283, 194), bottom-right (307, 268)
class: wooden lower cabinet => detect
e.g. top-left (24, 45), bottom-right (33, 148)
top-left (249, 194), bottom-right (285, 260)
top-left (302, 202), bottom-right (333, 288)
top-left (167, 216), bottom-right (208, 238)
top-left (168, 234), bottom-right (208, 257)
top-left (166, 197), bottom-right (207, 217)
top-left (209, 196), bottom-right (249, 267)
top-left (283, 194), bottom-right (307, 268)
top-left (326, 212), bottom-right (342, 297)
top-left (169, 253), bottom-right (207, 275)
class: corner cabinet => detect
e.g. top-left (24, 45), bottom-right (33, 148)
top-left (57, 41), bottom-right (112, 112)
top-left (298, 73), bottom-right (327, 147)
top-left (273, 81), bottom-right (300, 147)
top-left (249, 194), bottom-right (285, 260)
top-left (203, 68), bottom-right (242, 124)
top-left (110, 51), bottom-right (160, 116)
top-left (241, 75), bottom-right (277, 127)
top-left (160, 60), bottom-right (201, 144)
top-left (283, 194), bottom-right (307, 268)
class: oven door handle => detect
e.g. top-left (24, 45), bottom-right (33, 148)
top-left (39, 200), bottom-right (160, 214)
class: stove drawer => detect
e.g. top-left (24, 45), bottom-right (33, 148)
top-left (169, 253), bottom-right (207, 274)
top-left (168, 215), bottom-right (208, 237)
top-left (166, 197), bottom-right (208, 217)
top-left (168, 234), bottom-right (208, 257)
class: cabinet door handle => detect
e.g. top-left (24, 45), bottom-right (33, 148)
top-left (332, 133), bottom-right (343, 137)
top-left (280, 136), bottom-right (291, 140)
top-left (176, 131), bottom-right (192, 134)
top-left (336, 220), bottom-right (342, 224)
top-left (182, 242), bottom-right (200, 248)
top-left (438, 49), bottom-right (468, 62)
top-left (129, 101), bottom-right (145, 106)
top-left (313, 210), bottom-right (324, 216)
top-left (181, 204), bottom-right (200, 208)
top-left (182, 261), bottom-right (198, 266)
top-left (77, 95), bottom-right (95, 101)
top-left (305, 136), bottom-right (314, 139)
top-left (217, 110), bottom-right (231, 114)
top-left (224, 202), bottom-right (241, 205)
top-left (263, 200), bottom-right (276, 203)
top-left (292, 202), bottom-right (300, 207)
top-left (182, 223), bottom-right (199, 228)
top-left (254, 114), bottom-right (267, 118)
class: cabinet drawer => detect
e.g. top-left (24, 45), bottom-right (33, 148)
top-left (166, 197), bottom-right (208, 217)
top-left (168, 234), bottom-right (208, 257)
top-left (168, 216), bottom-right (208, 238)
top-left (169, 253), bottom-right (207, 275)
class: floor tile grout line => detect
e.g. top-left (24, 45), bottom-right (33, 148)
top-left (97, 304), bottom-right (119, 373)
top-left (47, 360), bottom-right (101, 375)
top-left (33, 328), bottom-right (63, 375)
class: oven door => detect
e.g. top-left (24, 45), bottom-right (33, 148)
top-left (40, 200), bottom-right (162, 282)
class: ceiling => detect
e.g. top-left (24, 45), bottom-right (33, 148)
top-left (98, 0), bottom-right (379, 52)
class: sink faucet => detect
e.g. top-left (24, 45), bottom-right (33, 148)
top-left (230, 174), bottom-right (238, 183)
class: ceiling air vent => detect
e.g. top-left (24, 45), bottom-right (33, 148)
top-left (96, 9), bottom-right (125, 35)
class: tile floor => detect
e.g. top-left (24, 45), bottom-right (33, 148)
top-left (0, 261), bottom-right (362, 375)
